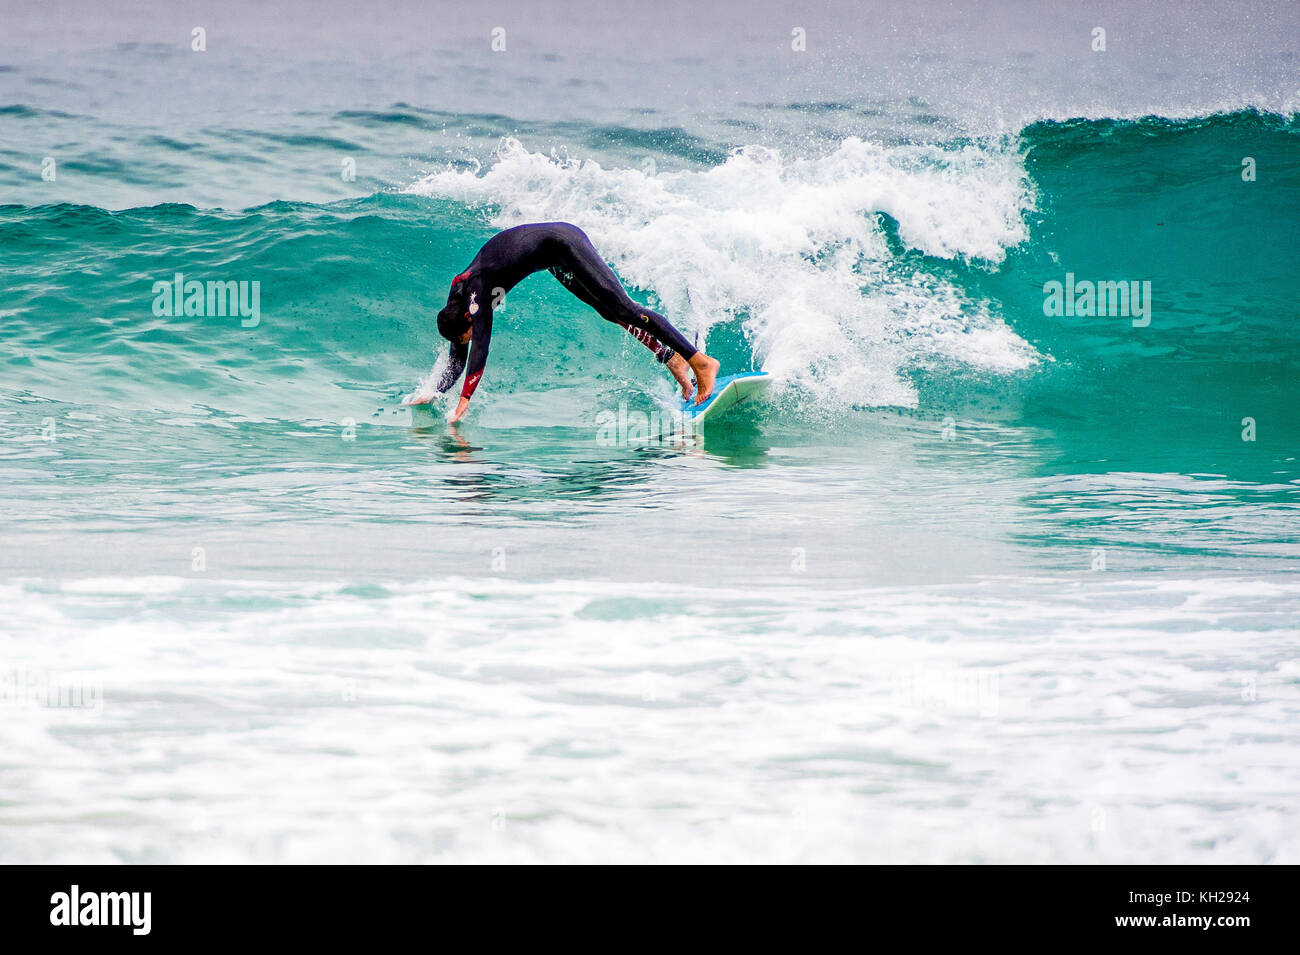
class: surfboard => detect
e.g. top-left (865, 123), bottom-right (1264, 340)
top-left (680, 371), bottom-right (770, 424)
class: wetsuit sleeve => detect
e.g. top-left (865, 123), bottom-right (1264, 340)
top-left (460, 279), bottom-right (493, 400)
top-left (435, 342), bottom-right (468, 392)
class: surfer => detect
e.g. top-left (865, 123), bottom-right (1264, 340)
top-left (420, 221), bottom-right (720, 422)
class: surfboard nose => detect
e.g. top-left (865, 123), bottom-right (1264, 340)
top-left (681, 372), bottom-right (770, 422)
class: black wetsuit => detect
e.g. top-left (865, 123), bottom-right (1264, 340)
top-left (436, 222), bottom-right (699, 399)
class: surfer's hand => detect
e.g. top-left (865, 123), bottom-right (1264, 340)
top-left (447, 396), bottom-right (470, 423)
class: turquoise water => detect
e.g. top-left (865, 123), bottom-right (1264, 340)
top-left (2, 1), bottom-right (1299, 863)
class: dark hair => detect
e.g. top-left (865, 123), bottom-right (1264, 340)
top-left (437, 301), bottom-right (469, 342)
top-left (437, 270), bottom-right (472, 342)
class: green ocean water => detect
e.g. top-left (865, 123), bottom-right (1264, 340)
top-left (2, 2), bottom-right (1299, 864)
top-left (6, 111), bottom-right (1298, 509)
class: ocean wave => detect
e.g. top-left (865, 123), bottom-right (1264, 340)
top-left (2, 111), bottom-right (1295, 428)
top-left (409, 134), bottom-right (1041, 408)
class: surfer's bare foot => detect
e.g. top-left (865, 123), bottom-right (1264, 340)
top-left (689, 353), bottom-right (720, 404)
top-left (666, 353), bottom-right (693, 399)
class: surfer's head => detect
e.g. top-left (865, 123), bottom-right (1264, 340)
top-left (437, 270), bottom-right (474, 343)
top-left (437, 301), bottom-right (471, 343)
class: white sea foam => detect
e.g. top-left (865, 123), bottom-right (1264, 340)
top-left (409, 137), bottom-right (1040, 408)
top-left (2, 573), bottom-right (1297, 863)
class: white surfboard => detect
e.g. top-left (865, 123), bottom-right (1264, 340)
top-left (680, 371), bottom-right (771, 424)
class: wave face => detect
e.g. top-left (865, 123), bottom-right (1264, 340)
top-left (408, 135), bottom-right (1040, 410)
top-left (5, 112), bottom-right (1297, 465)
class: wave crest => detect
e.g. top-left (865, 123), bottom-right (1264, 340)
top-left (409, 136), bottom-right (1040, 408)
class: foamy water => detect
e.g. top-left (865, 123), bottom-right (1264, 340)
top-left (410, 137), bottom-right (1040, 408)
top-left (4, 573), bottom-right (1297, 863)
